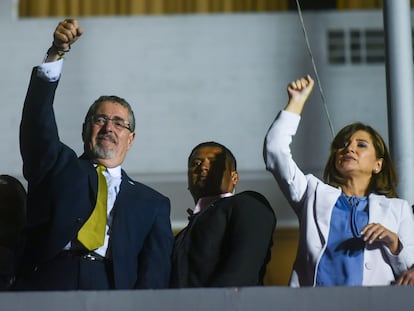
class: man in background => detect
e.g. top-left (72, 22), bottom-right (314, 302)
top-left (170, 141), bottom-right (276, 287)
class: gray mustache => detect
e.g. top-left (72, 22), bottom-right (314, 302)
top-left (97, 133), bottom-right (116, 144)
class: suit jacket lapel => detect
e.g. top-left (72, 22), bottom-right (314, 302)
top-left (111, 170), bottom-right (135, 217)
top-left (109, 171), bottom-right (137, 287)
top-left (78, 156), bottom-right (99, 213)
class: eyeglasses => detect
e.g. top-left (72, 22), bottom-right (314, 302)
top-left (90, 114), bottom-right (132, 131)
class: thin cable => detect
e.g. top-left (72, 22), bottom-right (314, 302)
top-left (295, 0), bottom-right (335, 138)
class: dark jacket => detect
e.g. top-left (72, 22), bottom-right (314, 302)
top-left (16, 68), bottom-right (174, 290)
top-left (170, 191), bottom-right (276, 288)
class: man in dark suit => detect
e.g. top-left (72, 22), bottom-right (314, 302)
top-left (0, 175), bottom-right (26, 290)
top-left (170, 142), bottom-right (276, 288)
top-left (15, 19), bottom-right (174, 290)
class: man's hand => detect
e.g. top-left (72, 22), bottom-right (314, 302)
top-left (46, 19), bottom-right (84, 62)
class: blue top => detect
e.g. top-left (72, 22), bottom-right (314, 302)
top-left (316, 193), bottom-right (368, 286)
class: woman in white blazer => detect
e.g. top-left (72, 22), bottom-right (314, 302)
top-left (264, 75), bottom-right (414, 287)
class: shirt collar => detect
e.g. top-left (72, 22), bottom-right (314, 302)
top-left (194, 192), bottom-right (234, 214)
top-left (93, 163), bottom-right (122, 178)
top-left (106, 166), bottom-right (121, 178)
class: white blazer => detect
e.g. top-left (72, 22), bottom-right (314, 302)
top-left (264, 110), bottom-right (414, 287)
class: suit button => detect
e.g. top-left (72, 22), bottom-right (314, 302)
top-left (76, 218), bottom-right (83, 223)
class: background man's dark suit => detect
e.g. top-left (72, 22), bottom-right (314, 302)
top-left (16, 66), bottom-right (173, 289)
top-left (170, 142), bottom-right (276, 288)
top-left (171, 190), bottom-right (276, 287)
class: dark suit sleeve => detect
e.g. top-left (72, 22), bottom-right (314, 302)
top-left (19, 68), bottom-right (67, 235)
top-left (209, 192), bottom-right (276, 287)
top-left (20, 67), bottom-right (62, 185)
top-left (135, 196), bottom-right (174, 289)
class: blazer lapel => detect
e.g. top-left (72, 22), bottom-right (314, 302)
top-left (314, 183), bottom-right (341, 244)
top-left (368, 194), bottom-right (388, 224)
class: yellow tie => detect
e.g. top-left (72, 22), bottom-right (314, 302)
top-left (78, 165), bottom-right (108, 250)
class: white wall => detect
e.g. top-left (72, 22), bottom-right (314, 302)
top-left (1, 2), bottom-right (403, 227)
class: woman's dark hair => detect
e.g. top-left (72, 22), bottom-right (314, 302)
top-left (323, 122), bottom-right (398, 198)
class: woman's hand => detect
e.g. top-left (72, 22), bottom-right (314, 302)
top-left (284, 75), bottom-right (314, 115)
top-left (361, 223), bottom-right (400, 255)
top-left (395, 267), bottom-right (414, 285)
